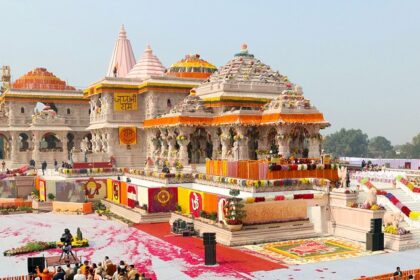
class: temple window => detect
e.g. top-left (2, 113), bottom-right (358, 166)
top-left (67, 108), bottom-right (71, 114)
top-left (167, 99), bottom-right (172, 108)
top-left (20, 107), bottom-right (24, 113)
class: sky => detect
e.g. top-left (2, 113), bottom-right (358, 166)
top-left (0, 0), bottom-right (419, 145)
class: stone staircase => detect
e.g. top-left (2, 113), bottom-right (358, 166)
top-left (388, 189), bottom-right (420, 212)
top-left (101, 199), bottom-right (171, 224)
top-left (170, 212), bottom-right (319, 246)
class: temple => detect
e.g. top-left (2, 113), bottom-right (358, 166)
top-left (0, 67), bottom-right (89, 165)
top-left (3, 26), bottom-right (420, 280)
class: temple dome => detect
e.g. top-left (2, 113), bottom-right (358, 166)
top-left (204, 44), bottom-right (292, 87)
top-left (167, 54), bottom-right (216, 79)
top-left (106, 25), bottom-right (136, 78)
top-left (126, 45), bottom-right (166, 79)
top-left (12, 67), bottom-right (76, 91)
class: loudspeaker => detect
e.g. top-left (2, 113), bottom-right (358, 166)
top-left (203, 232), bottom-right (216, 265)
top-left (366, 232), bottom-right (384, 251)
top-left (27, 257), bottom-right (45, 274)
top-left (370, 218), bottom-right (382, 233)
top-left (203, 232), bottom-right (216, 245)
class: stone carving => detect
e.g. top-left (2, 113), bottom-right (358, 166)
top-left (364, 188), bottom-right (377, 207)
top-left (338, 166), bottom-right (349, 188)
top-left (80, 137), bottom-right (90, 152)
top-left (383, 212), bottom-right (404, 228)
top-left (169, 94), bottom-right (213, 114)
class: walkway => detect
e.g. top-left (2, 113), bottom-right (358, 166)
top-left (134, 223), bottom-right (286, 275)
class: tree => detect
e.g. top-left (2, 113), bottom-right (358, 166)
top-left (396, 133), bottom-right (420, 159)
top-left (368, 136), bottom-right (395, 158)
top-left (323, 128), bottom-right (369, 157)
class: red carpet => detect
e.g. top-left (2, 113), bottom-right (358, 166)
top-left (134, 223), bottom-right (286, 273)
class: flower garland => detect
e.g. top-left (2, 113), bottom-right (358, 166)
top-left (359, 178), bottom-right (420, 220)
top-left (396, 176), bottom-right (420, 193)
top-left (268, 163), bottom-right (339, 171)
top-left (245, 193), bottom-right (324, 204)
top-left (194, 173), bottom-right (330, 188)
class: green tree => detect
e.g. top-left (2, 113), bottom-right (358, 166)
top-left (368, 136), bottom-right (395, 158)
top-left (323, 128), bottom-right (368, 157)
top-left (396, 133), bottom-right (420, 158)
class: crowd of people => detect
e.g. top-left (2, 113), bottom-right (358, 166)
top-left (35, 257), bottom-right (149, 280)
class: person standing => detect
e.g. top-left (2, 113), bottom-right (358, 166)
top-left (53, 267), bottom-right (66, 280)
top-left (54, 159), bottom-right (58, 171)
top-left (41, 160), bottom-right (47, 175)
top-left (74, 269), bottom-right (86, 280)
top-left (1, 160), bottom-right (5, 172)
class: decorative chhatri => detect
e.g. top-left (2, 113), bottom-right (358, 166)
top-left (167, 54), bottom-right (217, 79)
top-left (12, 68), bottom-right (75, 91)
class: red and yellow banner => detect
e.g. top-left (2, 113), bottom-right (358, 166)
top-left (119, 127), bottom-right (137, 145)
top-left (148, 187), bottom-right (178, 213)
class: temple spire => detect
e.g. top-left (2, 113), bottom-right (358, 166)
top-left (126, 45), bottom-right (166, 80)
top-left (106, 25), bottom-right (136, 78)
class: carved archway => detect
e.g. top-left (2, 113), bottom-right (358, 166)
top-left (19, 133), bottom-right (29, 152)
top-left (40, 133), bottom-right (61, 151)
top-left (289, 126), bottom-right (310, 158)
top-left (0, 133), bottom-right (9, 160)
top-left (247, 127), bottom-right (259, 160)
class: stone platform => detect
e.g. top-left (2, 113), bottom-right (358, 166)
top-left (45, 255), bottom-right (81, 266)
top-left (384, 233), bottom-right (418, 251)
top-left (101, 199), bottom-right (171, 224)
top-left (169, 212), bottom-right (319, 246)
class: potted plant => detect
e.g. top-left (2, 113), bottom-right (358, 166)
top-left (209, 212), bottom-right (217, 225)
top-left (47, 193), bottom-right (55, 201)
top-left (224, 189), bottom-right (246, 231)
top-left (199, 210), bottom-right (208, 222)
top-left (141, 204), bottom-right (148, 213)
top-left (175, 204), bottom-right (182, 214)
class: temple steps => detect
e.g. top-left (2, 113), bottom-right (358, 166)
top-left (101, 199), bottom-right (171, 224)
top-left (169, 212), bottom-right (319, 246)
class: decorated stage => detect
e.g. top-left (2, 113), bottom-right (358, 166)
top-left (240, 237), bottom-right (385, 265)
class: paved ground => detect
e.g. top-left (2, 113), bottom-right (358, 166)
top-left (0, 213), bottom-right (246, 279)
top-left (1, 213), bottom-right (419, 279)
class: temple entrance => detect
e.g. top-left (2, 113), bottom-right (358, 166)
top-left (247, 127), bottom-right (259, 160)
top-left (40, 133), bottom-right (62, 151)
top-left (267, 128), bottom-right (278, 154)
top-left (19, 133), bottom-right (29, 152)
top-left (0, 134), bottom-right (8, 160)
top-left (67, 133), bottom-right (75, 160)
top-left (289, 126), bottom-right (309, 158)
top-left (188, 127), bottom-right (210, 164)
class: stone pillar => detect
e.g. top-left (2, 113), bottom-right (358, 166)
top-left (234, 127), bottom-right (249, 160)
top-left (32, 132), bottom-right (40, 165)
top-left (148, 129), bottom-right (160, 159)
top-left (159, 129), bottom-right (168, 161)
top-left (10, 132), bottom-right (18, 164)
top-left (61, 133), bottom-right (68, 160)
top-left (220, 126), bottom-right (230, 160)
top-left (91, 133), bottom-right (97, 153)
top-left (177, 127), bottom-right (193, 167)
top-left (308, 138), bottom-right (321, 158)
top-left (209, 128), bottom-right (220, 160)
top-left (106, 129), bottom-right (115, 157)
top-left (276, 126), bottom-right (290, 157)
top-left (167, 128), bottom-right (177, 163)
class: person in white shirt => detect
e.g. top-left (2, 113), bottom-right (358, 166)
top-left (74, 269), bottom-right (87, 280)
